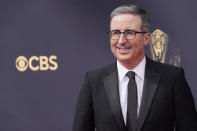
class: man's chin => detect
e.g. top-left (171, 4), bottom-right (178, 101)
top-left (117, 57), bottom-right (132, 63)
top-left (116, 53), bottom-right (132, 60)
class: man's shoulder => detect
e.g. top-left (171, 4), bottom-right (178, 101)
top-left (147, 57), bottom-right (184, 76)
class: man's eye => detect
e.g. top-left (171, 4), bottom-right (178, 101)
top-left (112, 31), bottom-right (120, 35)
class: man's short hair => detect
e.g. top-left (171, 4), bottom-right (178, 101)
top-left (110, 4), bottom-right (150, 32)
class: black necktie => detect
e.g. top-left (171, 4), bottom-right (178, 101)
top-left (126, 71), bottom-right (137, 131)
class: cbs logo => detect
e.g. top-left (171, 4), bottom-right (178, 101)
top-left (16, 55), bottom-right (58, 72)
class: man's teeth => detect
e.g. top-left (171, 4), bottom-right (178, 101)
top-left (117, 47), bottom-right (131, 49)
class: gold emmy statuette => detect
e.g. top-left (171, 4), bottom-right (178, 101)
top-left (149, 29), bottom-right (181, 67)
top-left (149, 29), bottom-right (168, 63)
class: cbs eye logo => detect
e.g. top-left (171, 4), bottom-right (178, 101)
top-left (16, 55), bottom-right (58, 72)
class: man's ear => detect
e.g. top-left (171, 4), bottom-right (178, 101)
top-left (144, 33), bottom-right (151, 46)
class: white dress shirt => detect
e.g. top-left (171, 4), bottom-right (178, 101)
top-left (117, 56), bottom-right (146, 124)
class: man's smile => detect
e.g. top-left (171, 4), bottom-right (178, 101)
top-left (116, 44), bottom-right (132, 54)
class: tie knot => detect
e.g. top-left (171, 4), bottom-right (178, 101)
top-left (126, 71), bottom-right (135, 79)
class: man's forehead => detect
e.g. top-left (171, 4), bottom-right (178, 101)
top-left (110, 14), bottom-right (142, 30)
top-left (111, 13), bottom-right (141, 21)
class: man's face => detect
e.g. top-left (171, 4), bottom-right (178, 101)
top-left (110, 14), bottom-right (150, 66)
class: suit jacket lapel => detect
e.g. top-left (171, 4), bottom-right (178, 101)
top-left (137, 58), bottom-right (160, 131)
top-left (103, 64), bottom-right (126, 131)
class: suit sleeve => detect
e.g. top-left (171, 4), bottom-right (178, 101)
top-left (73, 72), bottom-right (95, 131)
top-left (174, 68), bottom-right (197, 131)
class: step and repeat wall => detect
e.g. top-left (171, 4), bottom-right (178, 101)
top-left (1, 0), bottom-right (197, 130)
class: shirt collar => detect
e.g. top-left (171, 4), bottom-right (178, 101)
top-left (117, 56), bottom-right (146, 82)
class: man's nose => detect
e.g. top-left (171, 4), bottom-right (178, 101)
top-left (118, 33), bottom-right (127, 44)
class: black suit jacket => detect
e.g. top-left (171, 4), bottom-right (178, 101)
top-left (73, 57), bottom-right (197, 131)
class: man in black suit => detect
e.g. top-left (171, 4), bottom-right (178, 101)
top-left (73, 4), bottom-right (197, 131)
